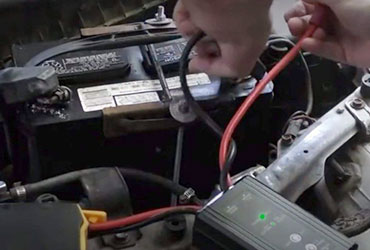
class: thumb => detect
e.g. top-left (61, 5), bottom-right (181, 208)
top-left (174, 0), bottom-right (199, 37)
top-left (303, 0), bottom-right (327, 4)
top-left (303, 0), bottom-right (338, 8)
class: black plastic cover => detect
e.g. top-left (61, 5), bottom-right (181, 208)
top-left (0, 202), bottom-right (83, 250)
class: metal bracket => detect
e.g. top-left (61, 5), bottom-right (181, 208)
top-left (345, 98), bottom-right (370, 137)
top-left (103, 102), bottom-right (179, 138)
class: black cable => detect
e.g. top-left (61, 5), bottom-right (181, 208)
top-left (179, 31), bottom-right (237, 191)
top-left (25, 33), bottom-right (181, 67)
top-left (15, 168), bottom-right (193, 200)
top-left (118, 168), bottom-right (187, 196)
top-left (89, 207), bottom-right (198, 237)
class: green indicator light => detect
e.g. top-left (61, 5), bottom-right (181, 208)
top-left (270, 222), bottom-right (276, 226)
top-left (259, 213), bottom-right (267, 221)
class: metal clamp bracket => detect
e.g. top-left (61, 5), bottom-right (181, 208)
top-left (345, 98), bottom-right (370, 136)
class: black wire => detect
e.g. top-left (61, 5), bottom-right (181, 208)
top-left (89, 208), bottom-right (198, 237)
top-left (179, 31), bottom-right (237, 191)
top-left (16, 168), bottom-right (198, 202)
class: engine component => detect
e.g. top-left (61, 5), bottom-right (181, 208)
top-left (332, 209), bottom-right (370, 237)
top-left (194, 176), bottom-right (357, 250)
top-left (322, 138), bottom-right (370, 225)
top-left (257, 88), bottom-right (366, 202)
top-left (0, 202), bottom-right (90, 250)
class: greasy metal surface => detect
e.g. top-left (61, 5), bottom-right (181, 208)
top-left (325, 141), bottom-right (370, 218)
top-left (324, 141), bottom-right (370, 249)
top-left (258, 88), bottom-right (364, 202)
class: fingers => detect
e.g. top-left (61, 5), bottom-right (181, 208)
top-left (301, 37), bottom-right (346, 62)
top-left (189, 43), bottom-right (261, 77)
top-left (284, 1), bottom-right (315, 22)
top-left (285, 1), bottom-right (316, 37)
top-left (173, 0), bottom-right (199, 37)
top-left (194, 38), bottom-right (220, 57)
top-left (287, 15), bottom-right (311, 37)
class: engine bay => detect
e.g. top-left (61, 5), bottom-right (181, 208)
top-left (0, 1), bottom-right (369, 249)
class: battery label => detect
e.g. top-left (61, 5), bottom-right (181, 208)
top-left (77, 73), bottom-right (211, 112)
top-left (41, 52), bottom-right (122, 75)
top-left (114, 92), bottom-right (160, 106)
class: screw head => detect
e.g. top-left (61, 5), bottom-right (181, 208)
top-left (281, 134), bottom-right (294, 145)
top-left (179, 103), bottom-right (190, 113)
top-left (351, 98), bottom-right (365, 109)
top-left (114, 232), bottom-right (128, 242)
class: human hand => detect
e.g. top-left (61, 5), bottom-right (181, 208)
top-left (174, 0), bottom-right (272, 77)
top-left (285, 0), bottom-right (370, 68)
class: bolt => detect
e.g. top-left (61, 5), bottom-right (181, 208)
top-left (281, 134), bottom-right (294, 145)
top-left (179, 103), bottom-right (190, 113)
top-left (115, 233), bottom-right (128, 242)
top-left (351, 98), bottom-right (365, 109)
top-left (361, 74), bottom-right (370, 98)
top-left (0, 181), bottom-right (6, 193)
top-left (155, 6), bottom-right (166, 21)
top-left (363, 74), bottom-right (370, 84)
top-left (336, 107), bottom-right (345, 114)
top-left (302, 121), bottom-right (310, 128)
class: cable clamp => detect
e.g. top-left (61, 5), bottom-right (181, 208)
top-left (10, 184), bottom-right (27, 201)
top-left (179, 188), bottom-right (196, 204)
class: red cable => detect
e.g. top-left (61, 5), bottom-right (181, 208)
top-left (219, 5), bottom-right (328, 188)
top-left (89, 205), bottom-right (201, 232)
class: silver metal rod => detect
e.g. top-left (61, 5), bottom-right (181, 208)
top-left (171, 127), bottom-right (185, 206)
top-left (148, 44), bottom-right (172, 102)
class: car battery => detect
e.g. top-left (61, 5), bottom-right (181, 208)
top-left (10, 33), bottom-right (272, 199)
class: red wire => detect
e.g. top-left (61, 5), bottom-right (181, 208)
top-left (89, 205), bottom-right (201, 232)
top-left (219, 23), bottom-right (320, 187)
top-left (90, 5), bottom-right (329, 233)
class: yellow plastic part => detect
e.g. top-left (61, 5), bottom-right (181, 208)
top-left (78, 206), bottom-right (89, 250)
top-left (77, 208), bottom-right (107, 250)
top-left (82, 209), bottom-right (107, 224)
